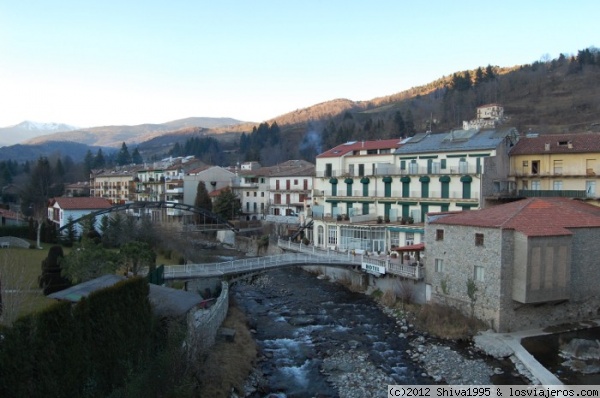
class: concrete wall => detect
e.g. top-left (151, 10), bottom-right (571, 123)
top-left (185, 281), bottom-right (229, 359)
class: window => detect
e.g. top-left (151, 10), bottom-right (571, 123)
top-left (328, 226), bottom-right (338, 245)
top-left (253, 192), bottom-right (257, 197)
top-left (459, 158), bottom-right (468, 173)
top-left (474, 266), bottom-right (485, 282)
top-left (531, 160), bottom-right (539, 175)
top-left (246, 192), bottom-right (249, 197)
top-left (531, 180), bottom-right (541, 190)
top-left (436, 229), bottom-right (444, 241)
top-left (349, 164), bottom-right (355, 176)
top-left (475, 233), bottom-right (484, 246)
top-left (261, 192), bottom-right (265, 197)
top-left (406, 232), bottom-right (414, 246)
top-left (553, 181), bottom-right (563, 190)
top-left (358, 164), bottom-right (365, 177)
top-left (435, 259), bottom-right (444, 273)
top-left (325, 163), bottom-right (333, 177)
top-left (553, 160), bottom-right (563, 175)
top-left (522, 160), bottom-right (529, 167)
top-left (294, 179), bottom-right (298, 185)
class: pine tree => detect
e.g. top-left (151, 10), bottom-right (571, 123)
top-left (116, 142), bottom-right (132, 166)
top-left (94, 148), bottom-right (106, 168)
top-left (131, 148), bottom-right (143, 164)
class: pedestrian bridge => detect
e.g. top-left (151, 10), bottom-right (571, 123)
top-left (157, 238), bottom-right (424, 281)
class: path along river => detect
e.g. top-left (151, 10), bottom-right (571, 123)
top-left (231, 266), bottom-right (523, 398)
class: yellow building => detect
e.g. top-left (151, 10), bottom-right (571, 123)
top-left (509, 132), bottom-right (600, 204)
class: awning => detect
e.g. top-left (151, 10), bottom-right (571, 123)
top-left (344, 178), bottom-right (353, 184)
top-left (419, 176), bottom-right (430, 183)
top-left (394, 242), bottom-right (425, 252)
top-left (439, 175), bottom-right (451, 183)
top-left (382, 176), bottom-right (393, 183)
top-left (329, 178), bottom-right (338, 184)
top-left (360, 177), bottom-right (370, 184)
top-left (400, 176), bottom-right (411, 183)
top-left (460, 175), bottom-right (473, 183)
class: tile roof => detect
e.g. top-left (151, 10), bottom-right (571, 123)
top-left (51, 197), bottom-right (113, 210)
top-left (395, 127), bottom-right (518, 155)
top-left (238, 160), bottom-right (315, 177)
top-left (430, 197), bottom-right (600, 237)
top-left (509, 132), bottom-right (600, 155)
top-left (317, 138), bottom-right (403, 158)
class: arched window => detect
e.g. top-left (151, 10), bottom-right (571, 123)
top-left (317, 225), bottom-right (324, 246)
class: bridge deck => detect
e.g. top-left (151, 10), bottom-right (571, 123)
top-left (153, 239), bottom-right (424, 280)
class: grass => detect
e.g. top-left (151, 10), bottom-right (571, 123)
top-left (411, 302), bottom-right (486, 340)
top-left (195, 302), bottom-right (257, 398)
top-left (0, 243), bottom-right (57, 325)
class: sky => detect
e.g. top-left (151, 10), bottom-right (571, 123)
top-left (0, 1), bottom-right (598, 128)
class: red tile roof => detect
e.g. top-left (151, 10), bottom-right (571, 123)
top-left (51, 197), bottom-right (113, 210)
top-left (317, 139), bottom-right (403, 158)
top-left (510, 132), bottom-right (600, 155)
top-left (431, 198), bottom-right (600, 237)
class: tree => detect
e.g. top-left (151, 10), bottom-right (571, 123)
top-left (194, 181), bottom-right (212, 223)
top-left (404, 109), bottom-right (416, 137)
top-left (21, 157), bottom-right (62, 248)
top-left (38, 245), bottom-right (71, 295)
top-left (60, 237), bottom-right (120, 284)
top-left (212, 188), bottom-right (241, 220)
top-left (62, 215), bottom-right (78, 247)
top-left (394, 111), bottom-right (406, 137)
top-left (94, 148), bottom-right (106, 169)
top-left (119, 241), bottom-right (156, 276)
top-left (484, 64), bottom-right (495, 81)
top-left (116, 142), bottom-right (132, 166)
top-left (83, 150), bottom-right (94, 177)
top-left (131, 148), bottom-right (143, 165)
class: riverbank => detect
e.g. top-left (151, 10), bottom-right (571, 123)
top-left (231, 268), bottom-right (533, 397)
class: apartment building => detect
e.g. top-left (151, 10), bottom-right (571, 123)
top-left (507, 132), bottom-right (600, 205)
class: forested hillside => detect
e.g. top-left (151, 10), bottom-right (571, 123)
top-left (179, 48), bottom-right (599, 167)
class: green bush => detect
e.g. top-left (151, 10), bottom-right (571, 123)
top-left (0, 277), bottom-right (157, 397)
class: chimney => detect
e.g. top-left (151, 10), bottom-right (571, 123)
top-left (568, 141), bottom-right (573, 149)
top-left (544, 143), bottom-right (550, 151)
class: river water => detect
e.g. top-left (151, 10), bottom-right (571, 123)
top-left (232, 267), bottom-right (429, 397)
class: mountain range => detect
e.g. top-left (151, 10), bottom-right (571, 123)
top-left (1, 49), bottom-right (599, 163)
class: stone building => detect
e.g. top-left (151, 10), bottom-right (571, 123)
top-left (425, 197), bottom-right (600, 332)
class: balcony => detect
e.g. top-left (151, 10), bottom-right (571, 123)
top-left (312, 189), bottom-right (479, 201)
top-left (510, 170), bottom-right (597, 178)
top-left (519, 190), bottom-right (588, 198)
top-left (317, 165), bottom-right (480, 178)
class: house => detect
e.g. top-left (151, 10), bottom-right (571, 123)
top-left (64, 181), bottom-right (90, 197)
top-left (425, 197), bottom-right (600, 332)
top-left (90, 166), bottom-right (141, 204)
top-left (312, 139), bottom-right (423, 253)
top-left (265, 160), bottom-right (314, 218)
top-left (230, 160), bottom-right (315, 221)
top-left (183, 165), bottom-right (235, 207)
top-left (506, 131), bottom-right (600, 205)
top-left (394, 127), bottom-right (519, 220)
top-left (48, 197), bottom-right (113, 234)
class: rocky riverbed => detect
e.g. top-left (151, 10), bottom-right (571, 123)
top-left (234, 269), bottom-right (531, 398)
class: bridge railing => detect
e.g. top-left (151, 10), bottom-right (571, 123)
top-left (161, 253), bottom-right (358, 279)
top-left (277, 238), bottom-right (424, 280)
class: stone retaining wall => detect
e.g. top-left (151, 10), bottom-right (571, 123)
top-left (185, 281), bottom-right (229, 359)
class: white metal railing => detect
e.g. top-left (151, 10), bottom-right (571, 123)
top-left (276, 238), bottom-right (423, 280)
top-left (153, 240), bottom-right (424, 280)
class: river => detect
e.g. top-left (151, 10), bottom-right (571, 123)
top-left (232, 267), bottom-right (429, 397)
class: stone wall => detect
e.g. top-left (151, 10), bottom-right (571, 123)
top-left (185, 281), bottom-right (229, 359)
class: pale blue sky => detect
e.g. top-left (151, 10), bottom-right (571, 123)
top-left (0, 1), bottom-right (597, 128)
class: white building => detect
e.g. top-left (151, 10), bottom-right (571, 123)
top-left (48, 197), bottom-right (113, 235)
